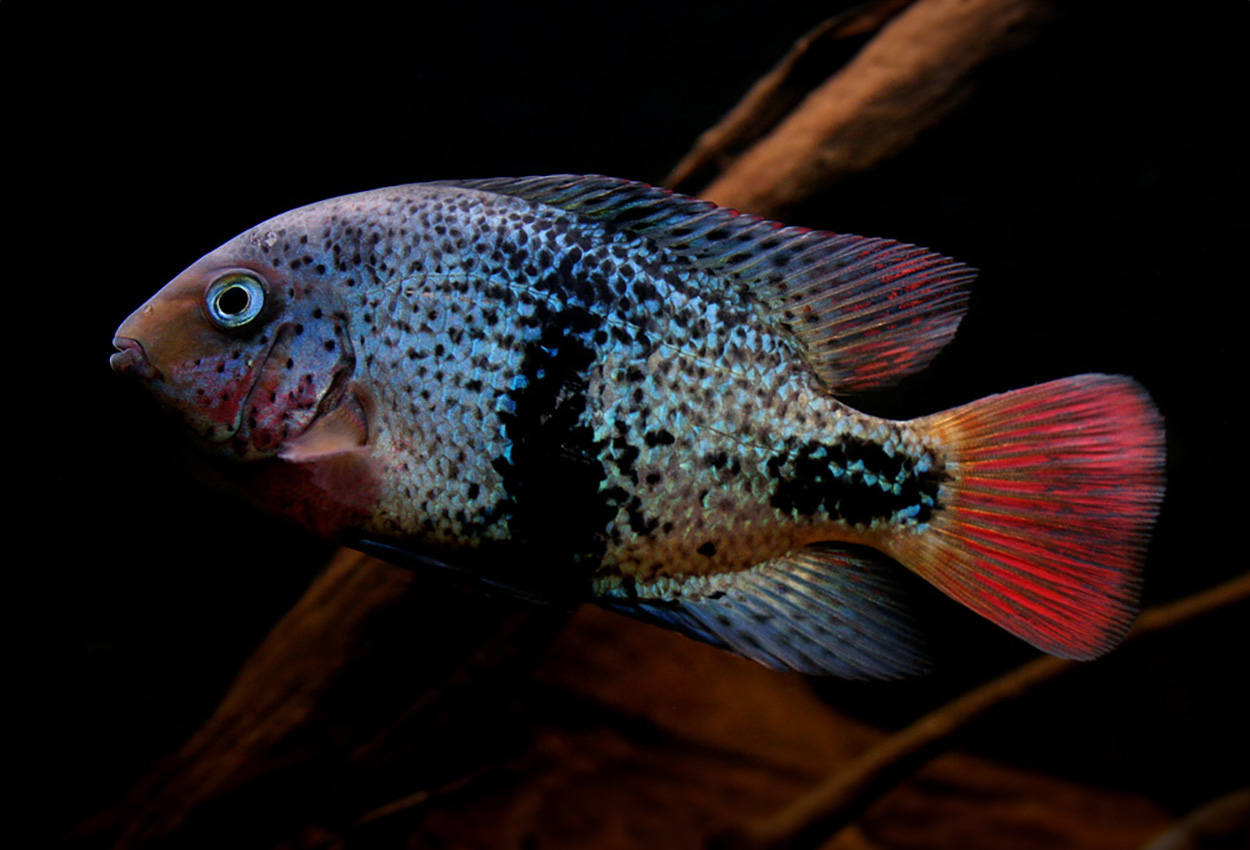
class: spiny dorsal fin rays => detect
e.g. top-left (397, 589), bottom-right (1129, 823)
top-left (596, 543), bottom-right (929, 678)
top-left (437, 175), bottom-right (974, 394)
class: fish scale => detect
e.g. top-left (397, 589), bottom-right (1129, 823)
top-left (352, 193), bottom-right (795, 570)
top-left (111, 175), bottom-right (1164, 677)
top-left (350, 186), bottom-right (941, 587)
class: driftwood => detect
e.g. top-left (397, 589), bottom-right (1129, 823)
top-left (71, 551), bottom-right (570, 848)
top-left (664, 0), bottom-right (919, 194)
top-left (683, 0), bottom-right (1063, 218)
top-left (1138, 789), bottom-right (1250, 850)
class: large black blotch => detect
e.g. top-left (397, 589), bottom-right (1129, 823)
top-left (769, 436), bottom-right (944, 527)
top-left (492, 303), bottom-right (617, 590)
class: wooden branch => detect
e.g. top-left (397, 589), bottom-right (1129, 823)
top-left (73, 549), bottom-right (570, 849)
top-left (1138, 789), bottom-right (1250, 850)
top-left (710, 572), bottom-right (1250, 850)
top-left (664, 0), bottom-right (918, 193)
top-left (696, 0), bottom-right (1063, 218)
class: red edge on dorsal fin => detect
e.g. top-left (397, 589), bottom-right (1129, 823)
top-left (885, 375), bottom-right (1165, 659)
top-left (757, 236), bottom-right (974, 393)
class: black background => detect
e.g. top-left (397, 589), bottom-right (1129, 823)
top-left (15, 1), bottom-right (1247, 841)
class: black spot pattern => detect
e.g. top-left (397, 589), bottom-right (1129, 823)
top-left (769, 436), bottom-right (945, 526)
top-left (490, 303), bottom-right (616, 586)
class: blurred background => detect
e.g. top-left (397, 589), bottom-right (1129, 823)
top-left (14, 1), bottom-right (1247, 847)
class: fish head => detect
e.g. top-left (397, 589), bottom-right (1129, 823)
top-left (111, 221), bottom-right (358, 463)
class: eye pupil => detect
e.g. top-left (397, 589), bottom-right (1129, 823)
top-left (205, 273), bottom-right (266, 329)
top-left (216, 285), bottom-right (251, 316)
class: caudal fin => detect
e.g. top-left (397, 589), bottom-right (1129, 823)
top-left (886, 375), bottom-right (1165, 660)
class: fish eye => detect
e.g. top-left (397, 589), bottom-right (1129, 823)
top-left (205, 273), bottom-right (267, 329)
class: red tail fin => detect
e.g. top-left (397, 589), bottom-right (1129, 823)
top-left (886, 375), bottom-right (1165, 659)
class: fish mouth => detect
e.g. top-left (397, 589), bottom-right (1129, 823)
top-left (110, 336), bottom-right (161, 381)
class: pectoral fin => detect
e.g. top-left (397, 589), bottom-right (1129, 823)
top-left (279, 386), bottom-right (378, 511)
top-left (280, 386), bottom-right (371, 461)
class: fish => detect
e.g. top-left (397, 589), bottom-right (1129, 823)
top-left (111, 175), bottom-right (1165, 677)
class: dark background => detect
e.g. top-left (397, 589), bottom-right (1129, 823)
top-left (15, 1), bottom-right (1246, 843)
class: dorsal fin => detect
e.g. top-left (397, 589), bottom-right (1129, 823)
top-left (439, 175), bottom-right (974, 393)
top-left (595, 543), bottom-right (928, 678)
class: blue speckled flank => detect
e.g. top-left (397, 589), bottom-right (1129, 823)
top-left (217, 177), bottom-right (969, 587)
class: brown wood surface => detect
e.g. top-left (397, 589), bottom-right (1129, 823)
top-left (697, 0), bottom-right (1061, 218)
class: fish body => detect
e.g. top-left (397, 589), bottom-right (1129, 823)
top-left (112, 176), bottom-right (1164, 677)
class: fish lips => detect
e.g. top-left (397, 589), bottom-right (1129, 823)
top-left (110, 336), bottom-right (161, 382)
top-left (109, 325), bottom-right (285, 450)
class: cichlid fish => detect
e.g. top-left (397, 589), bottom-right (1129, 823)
top-left (111, 176), bottom-right (1164, 677)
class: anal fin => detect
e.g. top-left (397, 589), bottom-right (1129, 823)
top-left (598, 544), bottom-right (927, 678)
